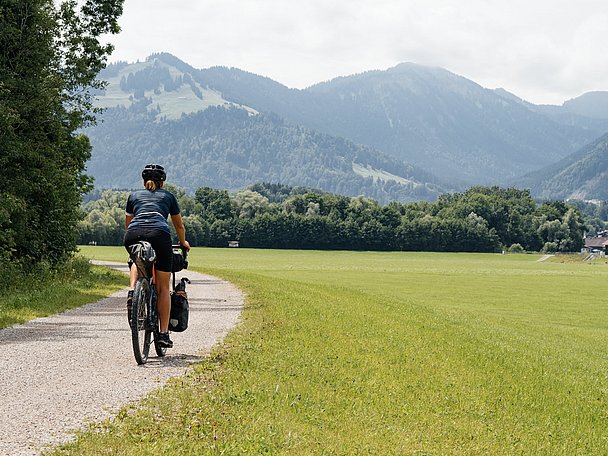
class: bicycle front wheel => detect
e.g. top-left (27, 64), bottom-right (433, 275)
top-left (131, 278), bottom-right (152, 365)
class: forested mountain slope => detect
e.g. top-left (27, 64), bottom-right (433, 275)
top-left (304, 64), bottom-right (603, 183)
top-left (194, 59), bottom-right (604, 184)
top-left (90, 54), bottom-right (608, 197)
top-left (86, 103), bottom-right (443, 203)
top-left (517, 133), bottom-right (608, 200)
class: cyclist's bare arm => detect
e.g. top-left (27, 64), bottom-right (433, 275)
top-left (170, 213), bottom-right (190, 251)
top-left (125, 213), bottom-right (134, 230)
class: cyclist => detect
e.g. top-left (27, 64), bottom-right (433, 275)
top-left (123, 164), bottom-right (190, 348)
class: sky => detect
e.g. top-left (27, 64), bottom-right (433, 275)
top-left (104, 0), bottom-right (608, 105)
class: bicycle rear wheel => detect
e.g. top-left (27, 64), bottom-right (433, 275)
top-left (131, 278), bottom-right (152, 365)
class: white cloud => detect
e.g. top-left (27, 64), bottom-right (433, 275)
top-left (105, 0), bottom-right (608, 104)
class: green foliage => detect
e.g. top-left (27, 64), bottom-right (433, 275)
top-left (234, 190), bottom-right (270, 219)
top-left (0, 256), bottom-right (125, 329)
top-left (77, 185), bottom-right (587, 252)
top-left (179, 215), bottom-right (210, 247)
top-left (0, 0), bottom-right (123, 265)
top-left (542, 241), bottom-right (559, 253)
top-left (247, 182), bottom-right (317, 203)
top-left (78, 190), bottom-right (129, 245)
top-left (508, 243), bottom-right (524, 253)
top-left (536, 205), bottom-right (586, 252)
top-left (194, 187), bottom-right (235, 222)
top-left (567, 199), bottom-right (608, 236)
top-left (119, 63), bottom-right (180, 93)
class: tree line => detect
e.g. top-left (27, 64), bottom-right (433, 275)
top-left (78, 184), bottom-right (587, 253)
top-left (0, 0), bottom-right (123, 274)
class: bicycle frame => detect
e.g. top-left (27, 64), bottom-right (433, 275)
top-left (130, 243), bottom-right (187, 364)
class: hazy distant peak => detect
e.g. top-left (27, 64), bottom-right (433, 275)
top-left (308, 61), bottom-right (481, 96)
top-left (387, 62), bottom-right (449, 75)
top-left (562, 91), bottom-right (608, 120)
top-left (563, 90), bottom-right (608, 103)
top-left (147, 52), bottom-right (191, 67)
top-left (493, 88), bottom-right (525, 104)
top-left (204, 66), bottom-right (293, 90)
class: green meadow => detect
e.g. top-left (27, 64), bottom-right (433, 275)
top-left (61, 247), bottom-right (608, 454)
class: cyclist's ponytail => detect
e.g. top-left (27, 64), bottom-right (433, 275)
top-left (145, 180), bottom-right (162, 192)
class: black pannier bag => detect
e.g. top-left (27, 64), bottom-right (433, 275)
top-left (169, 277), bottom-right (191, 332)
top-left (126, 241), bottom-right (156, 278)
top-left (172, 246), bottom-right (188, 273)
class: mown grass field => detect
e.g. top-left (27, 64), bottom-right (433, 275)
top-left (61, 247), bottom-right (608, 454)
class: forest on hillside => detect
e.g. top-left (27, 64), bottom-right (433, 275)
top-left (85, 102), bottom-right (443, 204)
top-left (92, 54), bottom-right (608, 203)
top-left (79, 184), bottom-right (587, 253)
top-left (519, 133), bottom-right (608, 200)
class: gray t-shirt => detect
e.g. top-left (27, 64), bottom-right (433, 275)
top-left (125, 189), bottom-right (180, 233)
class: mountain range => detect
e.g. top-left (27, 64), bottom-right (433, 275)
top-left (86, 53), bottom-right (608, 201)
top-left (517, 132), bottom-right (608, 200)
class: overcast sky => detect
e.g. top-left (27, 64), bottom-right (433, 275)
top-left (105, 0), bottom-right (607, 105)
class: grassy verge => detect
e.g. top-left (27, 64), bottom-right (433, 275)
top-left (58, 247), bottom-right (608, 454)
top-left (0, 256), bottom-right (126, 329)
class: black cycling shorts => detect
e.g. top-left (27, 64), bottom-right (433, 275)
top-left (124, 228), bottom-right (173, 272)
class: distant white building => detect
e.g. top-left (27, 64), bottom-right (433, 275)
top-left (584, 231), bottom-right (608, 253)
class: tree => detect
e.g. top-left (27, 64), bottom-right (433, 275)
top-left (77, 190), bottom-right (128, 245)
top-left (562, 208), bottom-right (585, 251)
top-left (508, 243), bottom-right (524, 253)
top-left (0, 0), bottom-right (123, 265)
top-left (194, 187), bottom-right (234, 222)
top-left (208, 219), bottom-right (235, 247)
top-left (234, 190), bottom-right (270, 219)
top-left (180, 215), bottom-right (209, 247)
top-left (534, 204), bottom-right (586, 252)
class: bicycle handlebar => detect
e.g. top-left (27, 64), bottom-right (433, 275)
top-left (172, 244), bottom-right (188, 271)
top-left (172, 244), bottom-right (188, 253)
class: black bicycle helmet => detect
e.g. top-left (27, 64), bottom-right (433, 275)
top-left (142, 164), bottom-right (166, 182)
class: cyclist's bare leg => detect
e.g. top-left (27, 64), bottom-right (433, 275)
top-left (129, 263), bottom-right (139, 289)
top-left (155, 270), bottom-right (171, 333)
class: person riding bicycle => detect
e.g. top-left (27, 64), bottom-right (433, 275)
top-left (124, 164), bottom-right (190, 349)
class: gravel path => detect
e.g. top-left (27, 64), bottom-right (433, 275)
top-left (0, 261), bottom-right (243, 455)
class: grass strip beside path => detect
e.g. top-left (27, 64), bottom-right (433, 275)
top-left (0, 258), bottom-right (126, 330)
top-left (58, 247), bottom-right (608, 454)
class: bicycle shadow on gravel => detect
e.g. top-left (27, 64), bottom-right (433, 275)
top-left (141, 353), bottom-right (206, 368)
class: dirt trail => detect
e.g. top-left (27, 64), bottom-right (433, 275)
top-left (0, 261), bottom-right (243, 455)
